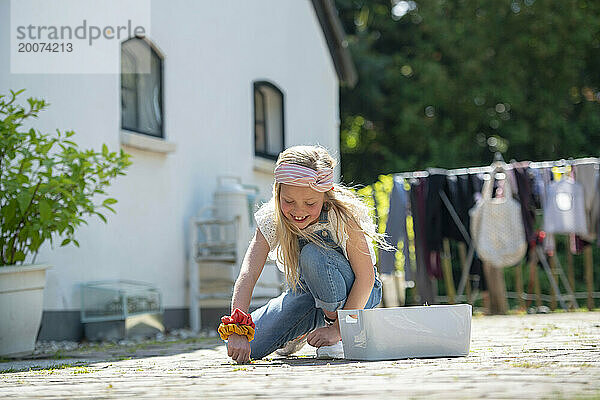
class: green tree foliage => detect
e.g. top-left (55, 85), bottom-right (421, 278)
top-left (336, 0), bottom-right (600, 184)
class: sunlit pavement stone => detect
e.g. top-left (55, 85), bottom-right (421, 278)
top-left (1, 312), bottom-right (599, 399)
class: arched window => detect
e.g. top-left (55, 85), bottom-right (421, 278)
top-left (121, 37), bottom-right (164, 138)
top-left (254, 81), bottom-right (284, 160)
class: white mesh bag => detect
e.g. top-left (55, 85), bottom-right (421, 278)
top-left (469, 171), bottom-right (527, 268)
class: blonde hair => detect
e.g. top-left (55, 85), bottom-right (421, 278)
top-left (272, 145), bottom-right (389, 290)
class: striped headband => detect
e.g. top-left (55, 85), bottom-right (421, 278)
top-left (274, 163), bottom-right (334, 192)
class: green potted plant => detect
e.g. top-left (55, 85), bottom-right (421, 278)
top-left (0, 90), bottom-right (132, 357)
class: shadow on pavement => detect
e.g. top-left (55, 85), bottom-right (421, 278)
top-left (235, 355), bottom-right (361, 367)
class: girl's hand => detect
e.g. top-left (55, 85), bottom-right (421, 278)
top-left (227, 333), bottom-right (251, 363)
top-left (306, 325), bottom-right (341, 348)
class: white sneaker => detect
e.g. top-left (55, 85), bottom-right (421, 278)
top-left (275, 333), bottom-right (308, 356)
top-left (316, 341), bottom-right (345, 359)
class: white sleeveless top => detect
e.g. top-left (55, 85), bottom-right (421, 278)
top-left (254, 199), bottom-right (377, 272)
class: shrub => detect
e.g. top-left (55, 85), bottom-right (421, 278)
top-left (0, 89), bottom-right (132, 266)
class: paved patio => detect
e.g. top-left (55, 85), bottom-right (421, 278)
top-left (1, 311), bottom-right (599, 399)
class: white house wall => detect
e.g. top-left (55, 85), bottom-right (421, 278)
top-left (0, 0), bottom-right (340, 314)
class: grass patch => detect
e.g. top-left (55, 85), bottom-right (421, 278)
top-left (36, 362), bottom-right (88, 371)
top-left (539, 325), bottom-right (560, 337)
top-left (72, 367), bottom-right (93, 374)
top-left (0, 368), bottom-right (20, 374)
top-left (578, 363), bottom-right (595, 368)
top-left (180, 337), bottom-right (217, 344)
top-left (77, 342), bottom-right (117, 353)
top-left (67, 336), bottom-right (217, 356)
top-left (373, 372), bottom-right (394, 377)
top-left (507, 309), bottom-right (527, 316)
top-left (553, 390), bottom-right (600, 400)
top-left (1, 361), bottom-right (90, 374)
top-left (48, 351), bottom-right (71, 360)
top-left (36, 369), bottom-right (57, 375)
top-left (510, 361), bottom-right (543, 368)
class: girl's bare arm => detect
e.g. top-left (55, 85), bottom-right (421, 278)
top-left (343, 222), bottom-right (376, 311)
top-left (227, 228), bottom-right (270, 364)
top-left (231, 228), bottom-right (270, 313)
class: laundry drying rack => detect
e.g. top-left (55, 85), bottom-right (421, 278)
top-left (384, 154), bottom-right (599, 312)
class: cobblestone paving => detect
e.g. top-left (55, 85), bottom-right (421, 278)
top-left (1, 312), bottom-right (599, 399)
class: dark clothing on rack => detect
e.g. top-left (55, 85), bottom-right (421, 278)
top-left (533, 167), bottom-right (557, 254)
top-left (514, 165), bottom-right (537, 244)
top-left (421, 173), bottom-right (444, 281)
top-left (425, 173), bottom-right (447, 253)
top-left (466, 173), bottom-right (486, 291)
top-left (443, 173), bottom-right (485, 291)
top-left (470, 173), bottom-right (484, 199)
top-left (379, 177), bottom-right (412, 280)
top-left (428, 251), bottom-right (442, 279)
top-left (410, 177), bottom-right (436, 304)
top-left (445, 175), bottom-right (464, 243)
top-left (570, 234), bottom-right (590, 255)
top-left (445, 174), bottom-right (476, 243)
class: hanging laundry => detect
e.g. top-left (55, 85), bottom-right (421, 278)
top-left (385, 156), bottom-right (600, 301)
top-left (505, 168), bottom-right (519, 198)
top-left (423, 172), bottom-right (444, 280)
top-left (468, 172), bottom-right (487, 290)
top-left (469, 170), bottom-right (527, 268)
top-left (534, 167), bottom-right (557, 254)
top-left (443, 173), bottom-right (488, 291)
top-left (530, 167), bottom-right (546, 208)
top-left (425, 172), bottom-right (447, 253)
top-left (574, 163), bottom-right (600, 242)
top-left (459, 174), bottom-right (477, 230)
top-left (513, 163), bottom-right (537, 244)
top-left (445, 175), bottom-right (469, 243)
top-left (543, 177), bottom-right (588, 235)
top-left (597, 174), bottom-right (600, 247)
top-left (379, 176), bottom-right (412, 280)
top-left (570, 234), bottom-right (591, 255)
top-left (409, 177), bottom-right (436, 304)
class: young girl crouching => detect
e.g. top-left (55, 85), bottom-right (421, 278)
top-left (224, 145), bottom-right (386, 363)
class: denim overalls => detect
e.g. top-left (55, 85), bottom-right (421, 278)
top-left (250, 207), bottom-right (382, 359)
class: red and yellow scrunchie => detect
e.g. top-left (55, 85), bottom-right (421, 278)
top-left (221, 308), bottom-right (255, 329)
top-left (217, 308), bottom-right (255, 342)
top-left (218, 323), bottom-right (255, 342)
